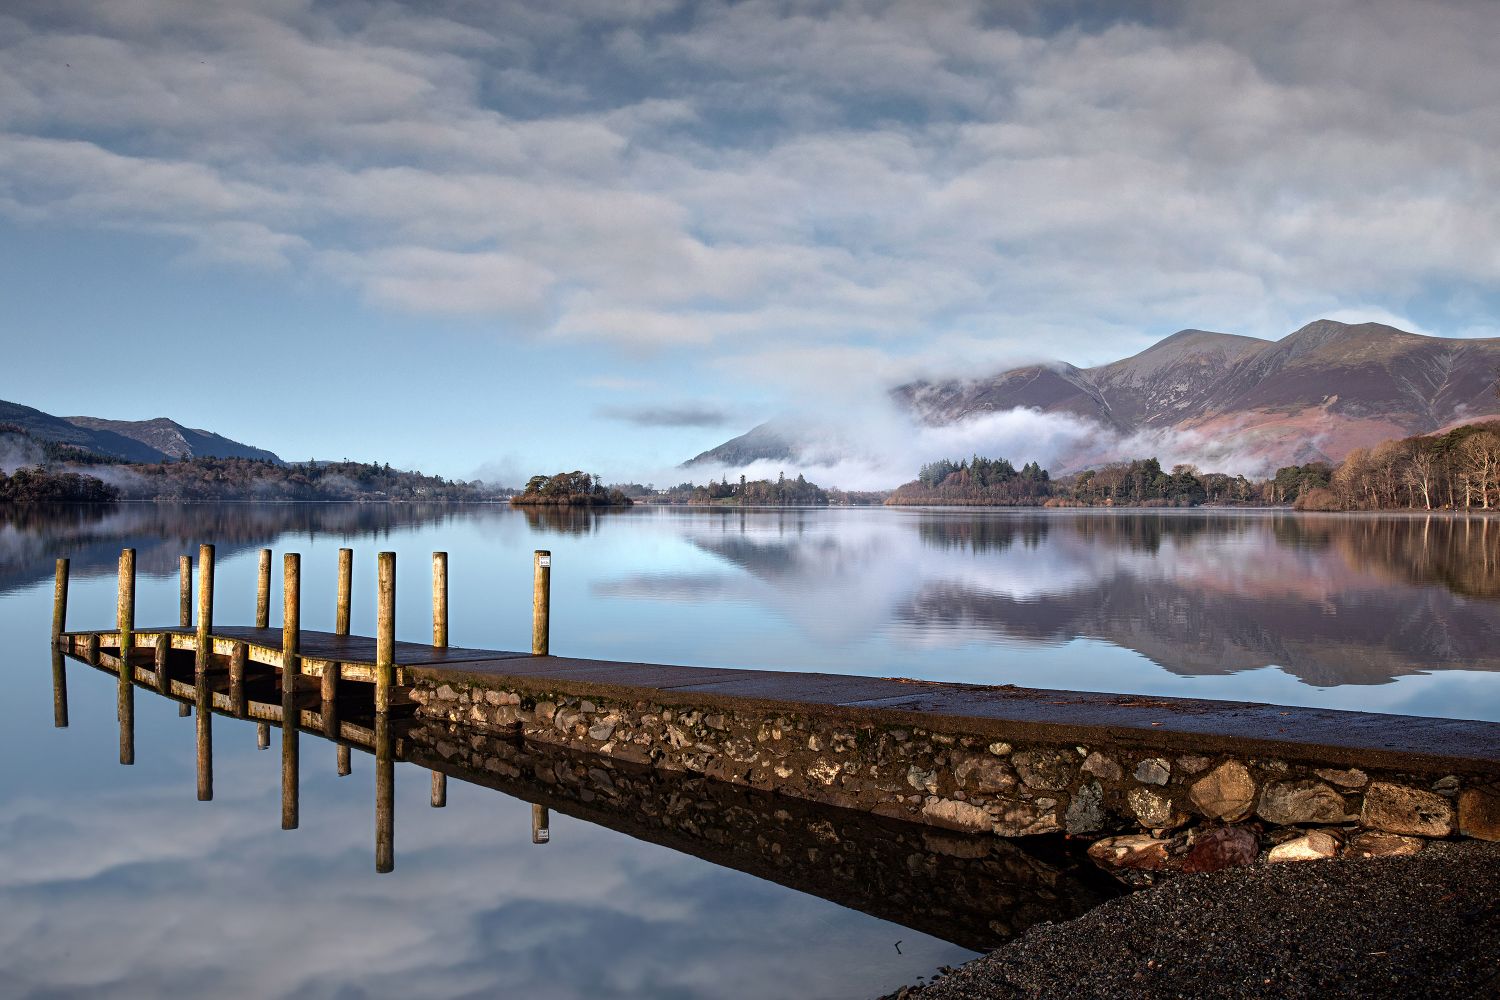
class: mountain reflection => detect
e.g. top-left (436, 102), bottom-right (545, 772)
top-left (642, 511), bottom-right (1500, 686)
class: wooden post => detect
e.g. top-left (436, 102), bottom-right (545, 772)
top-left (195, 544), bottom-right (215, 677)
top-left (336, 547), bottom-right (353, 636)
top-left (229, 642), bottom-right (247, 717)
top-left (179, 702), bottom-right (192, 718)
top-left (84, 632), bottom-right (100, 666)
top-left (196, 656), bottom-right (213, 801)
top-left (51, 648), bottom-right (68, 728)
top-left (117, 548), bottom-right (136, 675)
top-left (155, 633), bottom-right (171, 695)
top-left (51, 558), bottom-right (69, 645)
top-left (375, 714), bottom-right (394, 873)
top-left (321, 662), bottom-right (339, 738)
top-left (432, 551), bottom-right (448, 648)
top-left (532, 550), bottom-right (551, 656)
top-left (179, 555), bottom-right (192, 628)
top-left (117, 549), bottom-right (136, 767)
top-left (256, 548), bottom-right (271, 629)
top-left (257, 721), bottom-right (270, 749)
top-left (337, 744), bottom-right (351, 776)
top-left (431, 771), bottom-right (447, 808)
top-left (531, 803), bottom-right (550, 844)
top-left (282, 553), bottom-right (300, 831)
top-left (376, 551), bottom-right (395, 714)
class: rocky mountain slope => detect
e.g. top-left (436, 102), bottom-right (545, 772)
top-left (0, 398), bottom-right (281, 464)
top-left (690, 320), bottom-right (1500, 472)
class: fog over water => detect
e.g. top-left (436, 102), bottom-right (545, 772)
top-left (3, 503), bottom-right (1498, 996)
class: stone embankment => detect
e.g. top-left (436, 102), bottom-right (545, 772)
top-left (406, 662), bottom-right (1500, 885)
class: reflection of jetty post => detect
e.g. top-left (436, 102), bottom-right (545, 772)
top-left (257, 721), bottom-right (270, 749)
top-left (255, 548), bottom-right (271, 629)
top-left (84, 632), bottom-right (99, 666)
top-left (195, 544), bottom-right (214, 676)
top-left (376, 551), bottom-right (395, 714)
top-left (375, 715), bottom-right (394, 873)
top-left (430, 551), bottom-right (448, 799)
top-left (51, 648), bottom-right (68, 728)
top-left (532, 803), bottom-right (550, 844)
top-left (532, 550), bottom-right (551, 656)
top-left (117, 549), bottom-right (135, 766)
top-left (229, 642), bottom-right (247, 716)
top-left (51, 558), bottom-right (68, 644)
top-left (338, 744), bottom-right (351, 776)
top-left (196, 654), bottom-right (213, 801)
top-left (155, 633), bottom-right (170, 694)
top-left (179, 702), bottom-right (191, 718)
top-left (178, 555), bottom-right (192, 627)
top-left (282, 553), bottom-right (301, 830)
top-left (431, 771), bottom-right (446, 807)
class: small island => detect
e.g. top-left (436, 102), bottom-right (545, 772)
top-left (510, 471), bottom-right (634, 507)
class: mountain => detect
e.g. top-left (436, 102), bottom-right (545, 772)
top-left (690, 320), bottom-right (1500, 474)
top-left (64, 415), bottom-right (280, 462)
top-left (0, 398), bottom-right (281, 464)
top-left (685, 421), bottom-right (798, 467)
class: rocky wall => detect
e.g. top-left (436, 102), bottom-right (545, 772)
top-left (408, 675), bottom-right (1500, 846)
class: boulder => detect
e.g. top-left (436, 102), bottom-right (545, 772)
top-left (1065, 781), bottom-right (1106, 834)
top-left (1268, 830), bottom-right (1341, 863)
top-left (1128, 787), bottom-right (1185, 829)
top-left (1257, 780), bottom-right (1351, 825)
top-left (1088, 834), bottom-right (1172, 872)
top-left (1081, 752), bottom-right (1122, 781)
top-left (1190, 761), bottom-right (1256, 821)
top-left (1360, 782), bottom-right (1455, 837)
top-left (1013, 749), bottom-right (1074, 791)
top-left (1459, 786), bottom-right (1500, 842)
top-left (1134, 758), bottom-right (1171, 786)
top-left (1180, 826), bottom-right (1259, 873)
top-left (1346, 831), bottom-right (1424, 858)
top-left (921, 796), bottom-right (992, 833)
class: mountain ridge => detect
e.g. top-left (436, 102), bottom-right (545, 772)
top-left (0, 398), bottom-right (282, 465)
top-left (687, 320), bottom-right (1500, 474)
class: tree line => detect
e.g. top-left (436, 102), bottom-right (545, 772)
top-left (511, 471), bottom-right (633, 506)
top-left (1295, 421), bottom-right (1500, 511)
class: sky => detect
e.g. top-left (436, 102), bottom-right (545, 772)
top-left (2, 0), bottom-right (1498, 485)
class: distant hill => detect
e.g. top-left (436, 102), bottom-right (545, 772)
top-left (688, 320), bottom-right (1500, 473)
top-left (65, 415), bottom-right (280, 463)
top-left (684, 420), bottom-right (798, 467)
top-left (0, 398), bottom-right (281, 464)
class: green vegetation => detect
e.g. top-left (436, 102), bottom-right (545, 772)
top-left (511, 471), bottom-right (634, 506)
top-left (890, 455), bottom-right (1262, 507)
top-left (0, 467), bottom-right (119, 502)
top-left (638, 472), bottom-right (832, 506)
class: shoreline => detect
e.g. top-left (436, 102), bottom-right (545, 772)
top-left (884, 841), bottom-right (1500, 1000)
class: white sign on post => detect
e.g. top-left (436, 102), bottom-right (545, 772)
top-left (538, 554), bottom-right (551, 568)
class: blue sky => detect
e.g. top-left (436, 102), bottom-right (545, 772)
top-left (2, 0), bottom-right (1498, 485)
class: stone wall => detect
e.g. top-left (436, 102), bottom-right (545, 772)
top-left (408, 673), bottom-right (1500, 848)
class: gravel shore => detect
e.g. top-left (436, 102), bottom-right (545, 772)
top-left (886, 841), bottom-right (1500, 1000)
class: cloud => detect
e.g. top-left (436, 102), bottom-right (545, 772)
top-left (598, 403), bottom-right (734, 428)
top-left (1, 0), bottom-right (1497, 378)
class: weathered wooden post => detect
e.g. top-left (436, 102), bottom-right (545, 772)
top-left (532, 550), bottom-right (551, 656)
top-left (375, 714), bottom-right (394, 873)
top-left (257, 721), bottom-right (269, 749)
top-left (256, 548), bottom-right (271, 629)
top-left (336, 547), bottom-right (353, 635)
top-left (195, 544), bottom-right (214, 677)
top-left (432, 551), bottom-right (448, 647)
top-left (532, 803), bottom-right (550, 844)
top-left (229, 642), bottom-right (247, 717)
top-left (337, 744), bottom-right (351, 776)
top-left (117, 548), bottom-right (136, 675)
top-left (179, 555), bottom-right (192, 628)
top-left (154, 633), bottom-right (170, 695)
top-left (376, 551), bottom-right (395, 714)
top-left (431, 772), bottom-right (447, 808)
top-left (84, 632), bottom-right (100, 666)
top-left (282, 553), bottom-right (300, 831)
top-left (196, 655), bottom-right (213, 801)
top-left (117, 549), bottom-right (136, 767)
top-left (179, 703), bottom-right (191, 718)
top-left (51, 648), bottom-right (68, 728)
top-left (51, 558), bottom-right (69, 645)
top-left (321, 662), bottom-right (339, 738)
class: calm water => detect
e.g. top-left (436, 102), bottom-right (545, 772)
top-left (4, 503), bottom-right (1499, 998)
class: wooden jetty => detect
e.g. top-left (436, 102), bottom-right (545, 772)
top-left (49, 545), bottom-right (1500, 875)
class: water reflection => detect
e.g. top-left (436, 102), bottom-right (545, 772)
top-left (55, 651), bottom-right (1111, 953)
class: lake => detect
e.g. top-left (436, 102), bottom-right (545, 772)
top-left (4, 503), bottom-right (1498, 997)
